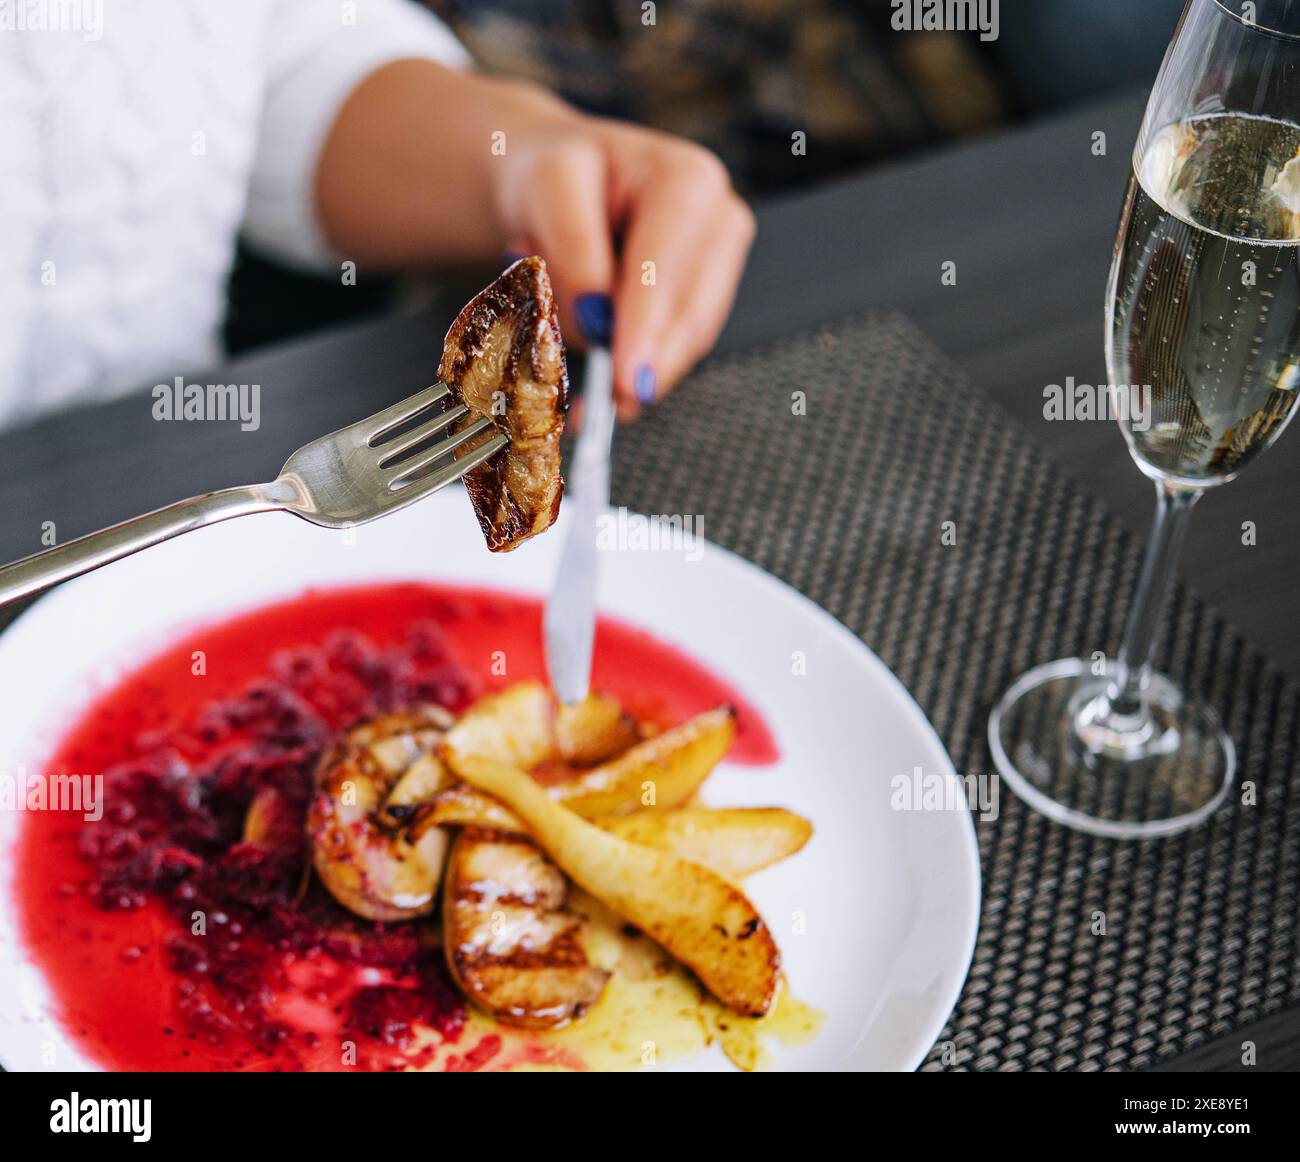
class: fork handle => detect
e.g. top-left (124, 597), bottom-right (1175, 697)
top-left (0, 484), bottom-right (282, 608)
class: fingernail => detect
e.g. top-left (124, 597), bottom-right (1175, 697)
top-left (573, 292), bottom-right (613, 346)
top-left (634, 363), bottom-right (657, 406)
top-left (501, 251), bottom-right (526, 270)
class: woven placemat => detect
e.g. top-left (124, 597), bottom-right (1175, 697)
top-left (609, 312), bottom-right (1300, 1072)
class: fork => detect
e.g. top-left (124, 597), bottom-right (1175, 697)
top-left (0, 383), bottom-right (505, 608)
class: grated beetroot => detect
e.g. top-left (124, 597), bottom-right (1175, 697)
top-left (75, 622), bottom-right (479, 1070)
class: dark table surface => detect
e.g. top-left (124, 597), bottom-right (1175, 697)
top-left (2, 90), bottom-right (1296, 1072)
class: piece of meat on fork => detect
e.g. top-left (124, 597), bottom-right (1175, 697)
top-left (438, 257), bottom-right (569, 552)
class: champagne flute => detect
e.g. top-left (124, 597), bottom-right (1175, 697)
top-left (989, 0), bottom-right (1300, 838)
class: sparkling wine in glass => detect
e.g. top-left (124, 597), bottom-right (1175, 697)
top-left (989, 0), bottom-right (1300, 837)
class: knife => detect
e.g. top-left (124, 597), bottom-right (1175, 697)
top-left (545, 345), bottom-right (615, 705)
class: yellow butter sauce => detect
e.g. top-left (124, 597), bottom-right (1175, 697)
top-left (415, 892), bottom-right (823, 1072)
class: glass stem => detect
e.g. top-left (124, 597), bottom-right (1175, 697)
top-left (1107, 479), bottom-right (1200, 718)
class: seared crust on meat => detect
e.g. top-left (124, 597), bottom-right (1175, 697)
top-left (438, 257), bottom-right (568, 552)
top-left (443, 828), bottom-right (608, 1028)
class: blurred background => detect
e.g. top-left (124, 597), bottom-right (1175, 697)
top-left (227, 0), bottom-right (1187, 354)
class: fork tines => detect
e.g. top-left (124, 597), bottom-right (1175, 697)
top-left (365, 382), bottom-right (505, 493)
top-left (366, 381), bottom-right (452, 447)
top-left (386, 417), bottom-right (502, 491)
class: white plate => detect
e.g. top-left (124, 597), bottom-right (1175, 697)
top-left (0, 489), bottom-right (979, 1072)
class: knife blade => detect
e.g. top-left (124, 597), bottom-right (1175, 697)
top-left (544, 346), bottom-right (615, 705)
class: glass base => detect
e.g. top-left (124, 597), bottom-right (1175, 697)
top-left (988, 658), bottom-right (1235, 838)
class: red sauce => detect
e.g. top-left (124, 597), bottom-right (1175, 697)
top-left (15, 582), bottom-right (777, 1072)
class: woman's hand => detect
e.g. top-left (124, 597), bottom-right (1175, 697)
top-left (493, 121), bottom-right (755, 419)
top-left (316, 61), bottom-right (754, 420)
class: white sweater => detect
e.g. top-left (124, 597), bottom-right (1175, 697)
top-left (0, 0), bottom-right (469, 430)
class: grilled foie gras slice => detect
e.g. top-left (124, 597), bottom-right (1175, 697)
top-left (438, 257), bottom-right (568, 551)
top-left (307, 709), bottom-right (453, 923)
top-left (443, 828), bottom-right (609, 1028)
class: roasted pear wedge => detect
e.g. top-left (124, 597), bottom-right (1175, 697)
top-left (410, 783), bottom-right (524, 835)
top-left (415, 793), bottom-right (810, 881)
top-left (554, 693), bottom-right (639, 764)
top-left (446, 753), bottom-right (782, 1017)
top-left (439, 256), bottom-right (568, 552)
top-left (439, 681), bottom-right (557, 769)
top-left (440, 680), bottom-right (734, 818)
top-left (378, 751), bottom-right (451, 829)
top-left (600, 807), bottom-right (812, 880)
top-left (550, 708), bottom-right (735, 817)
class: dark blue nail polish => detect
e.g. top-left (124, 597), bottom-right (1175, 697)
top-left (634, 363), bottom-right (657, 406)
top-left (574, 292), bottom-right (614, 346)
top-left (501, 251), bottom-right (526, 270)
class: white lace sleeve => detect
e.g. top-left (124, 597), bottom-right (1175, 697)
top-left (243, 0), bottom-right (470, 270)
